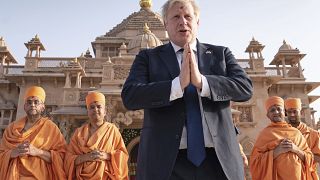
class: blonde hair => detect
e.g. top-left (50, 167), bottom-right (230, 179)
top-left (161, 0), bottom-right (200, 24)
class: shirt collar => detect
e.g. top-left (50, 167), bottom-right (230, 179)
top-left (170, 41), bottom-right (197, 53)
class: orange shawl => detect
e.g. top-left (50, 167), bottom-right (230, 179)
top-left (250, 121), bottom-right (313, 180)
top-left (0, 117), bottom-right (67, 180)
top-left (298, 122), bottom-right (320, 180)
top-left (64, 122), bottom-right (129, 180)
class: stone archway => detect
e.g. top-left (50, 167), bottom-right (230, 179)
top-left (127, 136), bottom-right (140, 180)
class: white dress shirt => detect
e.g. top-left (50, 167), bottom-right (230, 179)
top-left (169, 41), bottom-right (214, 149)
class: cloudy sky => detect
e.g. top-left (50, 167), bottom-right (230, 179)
top-left (1, 0), bottom-right (320, 119)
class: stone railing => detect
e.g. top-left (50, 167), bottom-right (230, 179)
top-left (38, 57), bottom-right (75, 68)
top-left (237, 59), bottom-right (250, 69)
top-left (265, 66), bottom-right (303, 78)
top-left (6, 65), bottom-right (24, 75)
top-left (265, 67), bottom-right (280, 76)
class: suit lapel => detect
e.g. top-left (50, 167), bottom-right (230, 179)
top-left (197, 41), bottom-right (213, 74)
top-left (159, 43), bottom-right (180, 79)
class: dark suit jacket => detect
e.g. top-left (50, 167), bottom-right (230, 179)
top-left (121, 41), bottom-right (253, 180)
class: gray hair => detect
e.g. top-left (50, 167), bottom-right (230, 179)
top-left (161, 0), bottom-right (200, 24)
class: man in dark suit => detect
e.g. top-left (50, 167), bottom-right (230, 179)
top-left (121, 0), bottom-right (253, 179)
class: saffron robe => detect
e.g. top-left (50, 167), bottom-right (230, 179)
top-left (0, 117), bottom-right (67, 180)
top-left (64, 122), bottom-right (129, 180)
top-left (297, 122), bottom-right (320, 180)
top-left (250, 121), bottom-right (313, 180)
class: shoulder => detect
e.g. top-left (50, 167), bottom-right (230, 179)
top-left (5, 117), bottom-right (26, 132)
top-left (41, 118), bottom-right (64, 134)
top-left (105, 122), bottom-right (119, 130)
top-left (138, 43), bottom-right (171, 55)
top-left (199, 42), bottom-right (230, 52)
top-left (42, 118), bottom-right (58, 128)
top-left (73, 123), bottom-right (89, 135)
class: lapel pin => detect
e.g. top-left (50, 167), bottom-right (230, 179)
top-left (205, 50), bottom-right (212, 54)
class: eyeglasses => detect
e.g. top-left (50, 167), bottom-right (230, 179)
top-left (268, 106), bottom-right (284, 113)
top-left (26, 100), bottom-right (43, 106)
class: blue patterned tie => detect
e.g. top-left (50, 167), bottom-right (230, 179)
top-left (181, 48), bottom-right (206, 166)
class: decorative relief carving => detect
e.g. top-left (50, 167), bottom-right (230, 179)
top-left (287, 66), bottom-right (302, 78)
top-left (103, 69), bottom-right (112, 80)
top-left (79, 92), bottom-right (87, 102)
top-left (240, 136), bottom-right (255, 155)
top-left (114, 66), bottom-right (130, 80)
top-left (256, 61), bottom-right (263, 69)
top-left (57, 118), bottom-right (71, 142)
top-left (66, 92), bottom-right (76, 101)
top-left (85, 60), bottom-right (95, 68)
top-left (63, 91), bottom-right (79, 105)
top-left (105, 96), bottom-right (117, 124)
top-left (113, 110), bottom-right (144, 126)
top-left (25, 60), bottom-right (36, 69)
top-left (238, 106), bottom-right (253, 122)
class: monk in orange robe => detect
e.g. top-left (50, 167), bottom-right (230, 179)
top-left (0, 86), bottom-right (67, 179)
top-left (285, 98), bottom-right (320, 179)
top-left (64, 91), bottom-right (129, 180)
top-left (250, 96), bottom-right (313, 180)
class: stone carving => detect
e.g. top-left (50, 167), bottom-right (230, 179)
top-left (65, 91), bottom-right (76, 101)
top-left (240, 136), bottom-right (255, 155)
top-left (79, 92), bottom-right (87, 102)
top-left (105, 96), bottom-right (117, 123)
top-left (238, 106), bottom-right (253, 122)
top-left (85, 60), bottom-right (95, 68)
top-left (113, 110), bottom-right (144, 126)
top-left (114, 66), bottom-right (130, 80)
top-left (61, 119), bottom-right (71, 140)
top-left (103, 68), bottom-right (112, 80)
top-left (287, 66), bottom-right (302, 78)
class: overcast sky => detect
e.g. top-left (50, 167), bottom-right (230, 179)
top-left (1, 0), bottom-right (320, 120)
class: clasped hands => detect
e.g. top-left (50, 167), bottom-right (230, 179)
top-left (179, 43), bottom-right (202, 90)
top-left (80, 150), bottom-right (111, 161)
top-left (10, 141), bottom-right (42, 158)
top-left (273, 138), bottom-right (301, 158)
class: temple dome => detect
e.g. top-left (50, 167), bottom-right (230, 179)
top-left (127, 23), bottom-right (163, 53)
top-left (279, 40), bottom-right (292, 51)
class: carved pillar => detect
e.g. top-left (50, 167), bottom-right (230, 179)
top-left (5, 61), bottom-right (9, 74)
top-left (276, 64), bottom-right (280, 76)
top-left (281, 58), bottom-right (287, 77)
top-left (297, 61), bottom-right (303, 78)
top-left (26, 47), bottom-right (31, 57)
top-left (9, 110), bottom-right (14, 124)
top-left (64, 72), bottom-right (71, 88)
top-left (35, 46), bottom-right (40, 57)
top-left (0, 55), bottom-right (5, 78)
top-left (75, 72), bottom-right (81, 88)
top-left (0, 110), bottom-right (4, 122)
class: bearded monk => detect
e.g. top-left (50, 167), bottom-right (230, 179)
top-left (285, 97), bottom-right (320, 179)
top-left (250, 96), bottom-right (313, 180)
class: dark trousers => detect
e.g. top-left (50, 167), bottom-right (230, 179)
top-left (170, 148), bottom-right (228, 180)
